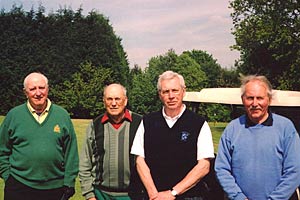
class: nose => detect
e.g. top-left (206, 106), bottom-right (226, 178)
top-left (252, 98), bottom-right (258, 107)
top-left (35, 89), bottom-right (42, 96)
top-left (167, 91), bottom-right (176, 98)
top-left (111, 99), bottom-right (117, 106)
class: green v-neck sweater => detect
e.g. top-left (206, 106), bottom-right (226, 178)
top-left (0, 103), bottom-right (79, 189)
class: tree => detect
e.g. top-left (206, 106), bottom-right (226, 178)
top-left (204, 103), bottom-right (231, 123)
top-left (130, 49), bottom-right (208, 115)
top-left (147, 49), bottom-right (207, 90)
top-left (183, 50), bottom-right (222, 88)
top-left (128, 72), bottom-right (159, 115)
top-left (50, 62), bottom-right (113, 118)
top-left (230, 0), bottom-right (300, 90)
top-left (219, 67), bottom-right (240, 87)
top-left (0, 5), bottom-right (130, 114)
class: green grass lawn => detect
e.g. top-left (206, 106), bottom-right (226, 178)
top-left (0, 116), bottom-right (226, 199)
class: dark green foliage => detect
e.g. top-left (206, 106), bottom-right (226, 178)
top-left (219, 67), bottom-right (240, 87)
top-left (183, 50), bottom-right (222, 88)
top-left (129, 49), bottom-right (236, 122)
top-left (128, 72), bottom-right (159, 115)
top-left (201, 103), bottom-right (231, 122)
top-left (230, 0), bottom-right (300, 90)
top-left (50, 62), bottom-right (113, 118)
top-left (129, 49), bottom-right (208, 115)
top-left (0, 5), bottom-right (129, 116)
top-left (147, 49), bottom-right (208, 90)
top-left (0, 5), bottom-right (240, 121)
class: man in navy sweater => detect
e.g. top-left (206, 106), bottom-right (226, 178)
top-left (130, 70), bottom-right (215, 200)
top-left (215, 75), bottom-right (300, 200)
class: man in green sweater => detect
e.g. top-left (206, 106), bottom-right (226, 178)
top-left (0, 72), bottom-right (79, 200)
top-left (79, 83), bottom-right (142, 200)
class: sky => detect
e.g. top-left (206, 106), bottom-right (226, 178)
top-left (0, 0), bottom-right (240, 69)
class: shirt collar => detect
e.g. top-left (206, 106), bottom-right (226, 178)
top-left (27, 99), bottom-right (51, 115)
top-left (162, 104), bottom-right (186, 121)
top-left (245, 110), bottom-right (273, 128)
top-left (101, 109), bottom-right (132, 124)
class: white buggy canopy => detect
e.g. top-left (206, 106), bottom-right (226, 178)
top-left (183, 88), bottom-right (300, 107)
top-left (183, 88), bottom-right (300, 132)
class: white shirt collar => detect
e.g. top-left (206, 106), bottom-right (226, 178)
top-left (162, 104), bottom-right (186, 127)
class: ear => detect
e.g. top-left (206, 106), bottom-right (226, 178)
top-left (158, 92), bottom-right (163, 101)
top-left (124, 97), bottom-right (128, 106)
top-left (23, 88), bottom-right (28, 98)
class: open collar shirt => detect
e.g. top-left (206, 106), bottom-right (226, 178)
top-left (131, 104), bottom-right (214, 160)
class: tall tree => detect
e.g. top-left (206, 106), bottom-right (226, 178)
top-left (219, 67), bottom-right (240, 87)
top-left (51, 62), bottom-right (113, 118)
top-left (230, 0), bottom-right (300, 90)
top-left (147, 49), bottom-right (207, 90)
top-left (129, 49), bottom-right (207, 115)
top-left (183, 50), bottom-right (222, 88)
top-left (128, 72), bottom-right (159, 115)
top-left (0, 5), bottom-right (130, 114)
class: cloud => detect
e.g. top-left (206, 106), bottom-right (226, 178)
top-left (0, 0), bottom-right (240, 68)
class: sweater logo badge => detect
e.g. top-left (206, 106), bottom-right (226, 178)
top-left (54, 125), bottom-right (61, 133)
top-left (180, 131), bottom-right (190, 142)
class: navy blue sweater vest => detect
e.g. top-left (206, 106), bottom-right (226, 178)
top-left (144, 109), bottom-right (205, 197)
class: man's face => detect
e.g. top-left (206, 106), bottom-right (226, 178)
top-left (103, 84), bottom-right (128, 119)
top-left (159, 77), bottom-right (185, 113)
top-left (242, 80), bottom-right (271, 124)
top-left (24, 74), bottom-right (49, 111)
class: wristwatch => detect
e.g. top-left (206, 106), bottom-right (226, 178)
top-left (171, 189), bottom-right (178, 197)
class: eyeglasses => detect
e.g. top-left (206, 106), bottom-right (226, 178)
top-left (105, 97), bottom-right (124, 104)
top-left (160, 88), bottom-right (182, 96)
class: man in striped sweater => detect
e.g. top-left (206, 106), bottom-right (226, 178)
top-left (79, 83), bottom-right (142, 200)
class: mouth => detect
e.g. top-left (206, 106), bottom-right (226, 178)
top-left (34, 96), bottom-right (44, 100)
top-left (250, 107), bottom-right (261, 111)
top-left (167, 102), bottom-right (176, 106)
top-left (34, 98), bottom-right (44, 102)
top-left (109, 108), bottom-right (120, 112)
top-left (249, 109), bottom-right (262, 115)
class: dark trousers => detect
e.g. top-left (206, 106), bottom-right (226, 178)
top-left (290, 190), bottom-right (299, 200)
top-left (4, 176), bottom-right (65, 200)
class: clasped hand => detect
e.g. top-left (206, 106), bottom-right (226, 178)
top-left (150, 190), bottom-right (176, 200)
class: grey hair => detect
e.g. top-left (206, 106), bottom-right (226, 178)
top-left (157, 70), bottom-right (186, 91)
top-left (103, 83), bottom-right (127, 97)
top-left (23, 72), bottom-right (49, 89)
top-left (240, 75), bottom-right (273, 100)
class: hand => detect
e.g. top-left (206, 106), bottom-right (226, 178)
top-left (149, 193), bottom-right (158, 200)
top-left (60, 186), bottom-right (75, 200)
top-left (155, 190), bottom-right (176, 200)
top-left (88, 198), bottom-right (97, 200)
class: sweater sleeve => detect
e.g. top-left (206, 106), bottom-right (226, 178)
top-left (63, 116), bottom-right (79, 187)
top-left (0, 115), bottom-right (12, 181)
top-left (214, 125), bottom-right (247, 200)
top-left (268, 125), bottom-right (300, 199)
top-left (79, 122), bottom-right (97, 200)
